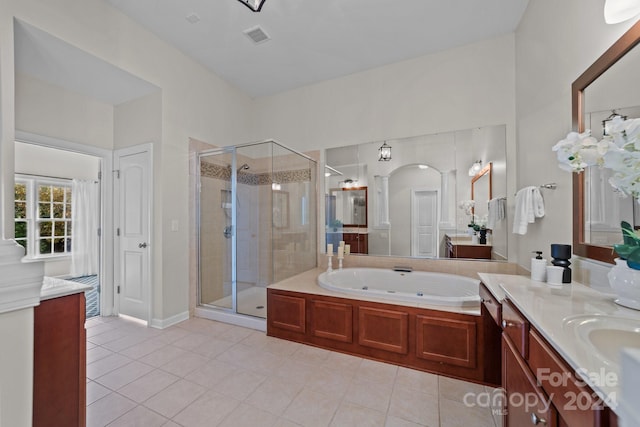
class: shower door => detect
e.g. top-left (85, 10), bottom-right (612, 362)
top-left (198, 149), bottom-right (235, 311)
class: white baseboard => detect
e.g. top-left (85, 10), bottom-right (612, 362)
top-left (150, 311), bottom-right (189, 329)
top-left (194, 306), bottom-right (266, 332)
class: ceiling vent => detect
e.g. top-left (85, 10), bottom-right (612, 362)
top-left (243, 26), bottom-right (270, 44)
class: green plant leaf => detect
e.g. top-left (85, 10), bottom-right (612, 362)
top-left (627, 246), bottom-right (640, 270)
top-left (613, 244), bottom-right (635, 260)
top-left (621, 221), bottom-right (638, 246)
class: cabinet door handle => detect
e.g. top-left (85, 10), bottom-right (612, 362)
top-left (501, 320), bottom-right (514, 328)
top-left (531, 413), bottom-right (547, 425)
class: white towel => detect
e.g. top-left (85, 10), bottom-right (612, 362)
top-left (512, 186), bottom-right (545, 235)
top-left (487, 197), bottom-right (506, 229)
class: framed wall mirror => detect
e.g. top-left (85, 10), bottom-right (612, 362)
top-left (471, 163), bottom-right (492, 221)
top-left (329, 187), bottom-right (368, 227)
top-left (572, 20), bottom-right (640, 264)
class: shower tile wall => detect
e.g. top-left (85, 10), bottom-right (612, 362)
top-left (200, 174), bottom-right (230, 305)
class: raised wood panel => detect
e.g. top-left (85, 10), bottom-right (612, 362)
top-left (416, 315), bottom-right (477, 368)
top-left (268, 293), bottom-right (306, 333)
top-left (358, 307), bottom-right (408, 354)
top-left (529, 330), bottom-right (609, 427)
top-left (503, 335), bottom-right (558, 427)
top-left (480, 283), bottom-right (501, 327)
top-left (311, 299), bottom-right (353, 343)
top-left (502, 299), bottom-right (529, 359)
top-left (33, 293), bottom-right (86, 427)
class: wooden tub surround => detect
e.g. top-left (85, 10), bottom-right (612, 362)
top-left (267, 287), bottom-right (501, 386)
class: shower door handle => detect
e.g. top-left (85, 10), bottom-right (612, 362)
top-left (223, 226), bottom-right (233, 239)
top-left (138, 242), bottom-right (148, 248)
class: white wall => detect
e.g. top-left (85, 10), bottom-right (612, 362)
top-left (254, 34), bottom-right (518, 261)
top-left (0, 0), bottom-right (255, 323)
top-left (515, 0), bottom-right (637, 274)
top-left (15, 73), bottom-right (114, 149)
top-left (0, 308), bottom-right (34, 427)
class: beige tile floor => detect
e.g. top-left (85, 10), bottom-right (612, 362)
top-left (86, 316), bottom-right (503, 427)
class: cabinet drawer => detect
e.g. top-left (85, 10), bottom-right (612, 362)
top-left (529, 330), bottom-right (609, 427)
top-left (480, 283), bottom-right (501, 326)
top-left (502, 299), bottom-right (529, 359)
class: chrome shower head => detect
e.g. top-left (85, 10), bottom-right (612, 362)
top-left (237, 163), bottom-right (250, 172)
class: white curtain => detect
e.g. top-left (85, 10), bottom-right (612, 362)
top-left (70, 179), bottom-right (99, 277)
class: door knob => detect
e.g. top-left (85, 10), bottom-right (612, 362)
top-left (138, 242), bottom-right (148, 248)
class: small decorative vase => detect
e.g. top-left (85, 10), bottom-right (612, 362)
top-left (471, 233), bottom-right (479, 244)
top-left (607, 258), bottom-right (640, 310)
top-left (479, 229), bottom-right (487, 245)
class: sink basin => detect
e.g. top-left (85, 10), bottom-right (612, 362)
top-left (563, 314), bottom-right (640, 368)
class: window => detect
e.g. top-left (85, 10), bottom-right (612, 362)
top-left (14, 175), bottom-right (72, 258)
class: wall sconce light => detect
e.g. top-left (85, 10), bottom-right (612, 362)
top-left (468, 160), bottom-right (482, 177)
top-left (378, 142), bottom-right (392, 161)
top-left (340, 179), bottom-right (358, 189)
top-left (236, 0), bottom-right (266, 12)
top-left (604, 0), bottom-right (640, 23)
top-left (602, 110), bottom-right (627, 135)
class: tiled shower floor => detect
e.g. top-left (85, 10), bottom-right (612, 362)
top-left (86, 316), bottom-right (503, 427)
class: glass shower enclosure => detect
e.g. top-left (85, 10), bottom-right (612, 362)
top-left (197, 141), bottom-right (317, 319)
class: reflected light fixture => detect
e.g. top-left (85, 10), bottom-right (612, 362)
top-left (468, 160), bottom-right (482, 177)
top-left (604, 0), bottom-right (640, 23)
top-left (378, 142), bottom-right (392, 161)
top-left (236, 0), bottom-right (266, 12)
top-left (602, 110), bottom-right (627, 135)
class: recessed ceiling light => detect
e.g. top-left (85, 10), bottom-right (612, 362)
top-left (185, 13), bottom-right (200, 24)
top-left (418, 165), bottom-right (429, 169)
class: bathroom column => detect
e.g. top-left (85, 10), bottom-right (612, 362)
top-left (439, 170), bottom-right (455, 228)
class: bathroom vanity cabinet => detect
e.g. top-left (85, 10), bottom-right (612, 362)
top-left (499, 298), bottom-right (615, 427)
top-left (33, 292), bottom-right (86, 427)
top-left (445, 234), bottom-right (492, 259)
top-left (342, 232), bottom-right (368, 254)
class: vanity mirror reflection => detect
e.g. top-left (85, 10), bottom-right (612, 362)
top-left (471, 163), bottom-right (492, 221)
top-left (325, 125), bottom-right (507, 260)
top-left (573, 20), bottom-right (640, 264)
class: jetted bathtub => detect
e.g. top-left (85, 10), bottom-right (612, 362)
top-left (317, 267), bottom-right (481, 307)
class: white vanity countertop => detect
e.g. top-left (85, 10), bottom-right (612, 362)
top-left (479, 273), bottom-right (640, 415)
top-left (269, 268), bottom-right (481, 316)
top-left (40, 277), bottom-right (92, 301)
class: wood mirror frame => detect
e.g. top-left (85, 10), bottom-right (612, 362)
top-left (572, 20), bottom-right (640, 264)
top-left (471, 163), bottom-right (492, 218)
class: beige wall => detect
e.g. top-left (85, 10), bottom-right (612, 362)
top-left (515, 0), bottom-right (637, 281)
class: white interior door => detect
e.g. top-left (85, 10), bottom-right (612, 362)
top-left (411, 189), bottom-right (438, 257)
top-left (115, 145), bottom-right (152, 322)
top-left (236, 183), bottom-right (257, 284)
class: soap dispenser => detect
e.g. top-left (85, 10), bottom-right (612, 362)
top-left (531, 251), bottom-right (547, 282)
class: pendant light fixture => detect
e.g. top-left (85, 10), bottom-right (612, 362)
top-left (237, 0), bottom-right (266, 12)
top-left (378, 142), bottom-right (392, 161)
top-left (604, 0), bottom-right (640, 24)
